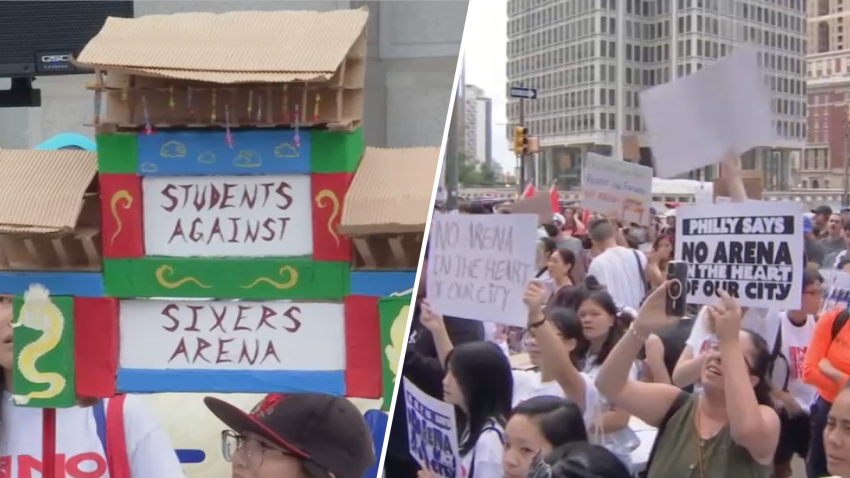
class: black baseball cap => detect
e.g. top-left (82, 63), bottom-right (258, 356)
top-left (812, 205), bottom-right (833, 215)
top-left (205, 393), bottom-right (375, 478)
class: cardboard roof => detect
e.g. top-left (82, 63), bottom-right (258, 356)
top-left (75, 8), bottom-right (369, 84)
top-left (0, 149), bottom-right (97, 234)
top-left (339, 147), bottom-right (441, 235)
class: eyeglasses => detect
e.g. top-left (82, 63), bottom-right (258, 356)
top-left (221, 430), bottom-right (287, 469)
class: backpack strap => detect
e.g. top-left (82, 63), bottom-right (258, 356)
top-left (631, 250), bottom-right (648, 298)
top-left (644, 391), bottom-right (690, 475)
top-left (467, 424), bottom-right (504, 478)
top-left (106, 394), bottom-right (132, 478)
top-left (832, 309), bottom-right (849, 342)
top-left (93, 399), bottom-right (108, 457)
top-left (768, 322), bottom-right (790, 392)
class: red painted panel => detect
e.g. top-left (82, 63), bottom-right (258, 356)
top-left (311, 172), bottom-right (353, 261)
top-left (74, 297), bottom-right (118, 397)
top-left (99, 173), bottom-right (144, 258)
top-left (344, 294), bottom-right (381, 398)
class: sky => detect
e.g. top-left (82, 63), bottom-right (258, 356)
top-left (464, 0), bottom-right (513, 172)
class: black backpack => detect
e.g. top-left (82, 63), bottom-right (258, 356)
top-left (832, 309), bottom-right (850, 341)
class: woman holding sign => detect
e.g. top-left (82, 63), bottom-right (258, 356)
top-left (595, 283), bottom-right (779, 478)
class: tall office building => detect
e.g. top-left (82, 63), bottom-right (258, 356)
top-left (506, 0), bottom-right (807, 190)
top-left (464, 84), bottom-right (494, 164)
top-left (804, 1), bottom-right (850, 194)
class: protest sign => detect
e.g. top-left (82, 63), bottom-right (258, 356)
top-left (404, 378), bottom-right (461, 478)
top-left (822, 271), bottom-right (850, 313)
top-left (674, 201), bottom-right (803, 309)
top-left (427, 213), bottom-right (537, 326)
top-left (641, 45), bottom-right (773, 178)
top-left (581, 153), bottom-right (652, 225)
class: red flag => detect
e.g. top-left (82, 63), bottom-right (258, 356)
top-left (521, 181), bottom-right (536, 198)
top-left (549, 181), bottom-right (559, 213)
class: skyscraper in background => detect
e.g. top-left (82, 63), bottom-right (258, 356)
top-left (464, 84), bottom-right (494, 164)
top-left (506, 0), bottom-right (806, 190)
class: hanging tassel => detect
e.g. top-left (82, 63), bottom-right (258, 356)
top-left (281, 84), bottom-right (289, 123)
top-left (168, 85), bottom-right (175, 109)
top-left (313, 93), bottom-right (320, 122)
top-left (294, 104), bottom-right (301, 148)
top-left (187, 87), bottom-right (194, 113)
top-left (93, 90), bottom-right (103, 124)
top-left (142, 96), bottom-right (154, 134)
top-left (211, 89), bottom-right (217, 123)
top-left (257, 94), bottom-right (264, 123)
top-left (247, 90), bottom-right (254, 117)
top-left (225, 104), bottom-right (234, 148)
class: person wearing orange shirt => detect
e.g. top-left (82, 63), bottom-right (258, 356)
top-left (803, 309), bottom-right (850, 478)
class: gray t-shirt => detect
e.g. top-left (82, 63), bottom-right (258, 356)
top-left (821, 236), bottom-right (846, 258)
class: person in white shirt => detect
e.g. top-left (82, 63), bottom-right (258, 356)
top-left (502, 396), bottom-right (589, 478)
top-left (423, 341), bottom-right (512, 478)
top-left (586, 219), bottom-right (648, 310)
top-left (0, 295), bottom-right (184, 478)
top-left (769, 269), bottom-right (823, 478)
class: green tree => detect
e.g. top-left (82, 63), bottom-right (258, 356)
top-left (479, 161), bottom-right (498, 185)
top-left (457, 151), bottom-right (483, 185)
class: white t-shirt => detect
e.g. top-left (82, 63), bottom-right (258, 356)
top-left (582, 360), bottom-right (639, 469)
top-left (511, 369), bottom-right (600, 426)
top-left (774, 311), bottom-right (818, 410)
top-left (460, 420), bottom-right (504, 478)
top-left (587, 246), bottom-right (648, 310)
top-left (0, 393), bottom-right (185, 478)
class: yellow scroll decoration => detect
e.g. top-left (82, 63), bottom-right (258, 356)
top-left (155, 265), bottom-right (212, 289)
top-left (241, 266), bottom-right (299, 290)
top-left (109, 190), bottom-right (133, 244)
top-left (315, 189), bottom-right (341, 246)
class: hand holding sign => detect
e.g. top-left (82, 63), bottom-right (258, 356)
top-left (706, 289), bottom-right (743, 342)
top-left (420, 299), bottom-right (445, 333)
top-left (523, 281), bottom-right (548, 313)
top-left (634, 282), bottom-right (679, 335)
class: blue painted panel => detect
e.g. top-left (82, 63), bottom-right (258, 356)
top-left (350, 271), bottom-right (417, 297)
top-left (0, 271), bottom-right (103, 296)
top-left (137, 130), bottom-right (311, 176)
top-left (176, 450), bottom-right (206, 464)
top-left (118, 368), bottom-right (344, 394)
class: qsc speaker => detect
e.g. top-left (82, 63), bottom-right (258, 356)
top-left (0, 1), bottom-right (133, 108)
top-left (0, 1), bottom-right (133, 78)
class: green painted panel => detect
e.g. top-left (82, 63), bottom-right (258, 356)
top-left (310, 128), bottom-right (364, 173)
top-left (11, 289), bottom-right (76, 408)
top-left (96, 133), bottom-right (138, 173)
top-left (379, 295), bottom-right (412, 410)
top-left (104, 257), bottom-right (350, 300)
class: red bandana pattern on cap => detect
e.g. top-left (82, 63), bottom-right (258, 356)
top-left (251, 393), bottom-right (286, 419)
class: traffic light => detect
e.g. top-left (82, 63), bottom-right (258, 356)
top-left (513, 126), bottom-right (529, 154)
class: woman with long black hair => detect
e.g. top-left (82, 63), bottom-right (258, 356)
top-left (502, 396), bottom-right (588, 478)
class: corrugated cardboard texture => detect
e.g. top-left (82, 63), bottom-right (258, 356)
top-left (0, 149), bottom-right (97, 233)
top-left (76, 9), bottom-right (369, 84)
top-left (509, 193), bottom-right (553, 223)
top-left (340, 147), bottom-right (440, 235)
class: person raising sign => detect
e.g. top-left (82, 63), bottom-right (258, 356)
top-left (594, 283), bottom-right (779, 478)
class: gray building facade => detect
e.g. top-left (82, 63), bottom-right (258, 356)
top-left (0, 0), bottom-right (467, 150)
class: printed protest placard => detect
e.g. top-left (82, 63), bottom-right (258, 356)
top-left (404, 377), bottom-right (461, 478)
top-left (427, 213), bottom-right (537, 326)
top-left (822, 271), bottom-right (850, 313)
top-left (674, 201), bottom-right (804, 309)
top-left (581, 153), bottom-right (653, 225)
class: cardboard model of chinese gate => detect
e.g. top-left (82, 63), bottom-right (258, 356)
top-left (339, 147), bottom-right (440, 408)
top-left (0, 7), bottom-right (422, 409)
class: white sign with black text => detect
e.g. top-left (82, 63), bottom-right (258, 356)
top-left (427, 213), bottom-right (537, 326)
top-left (674, 201), bottom-right (804, 309)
